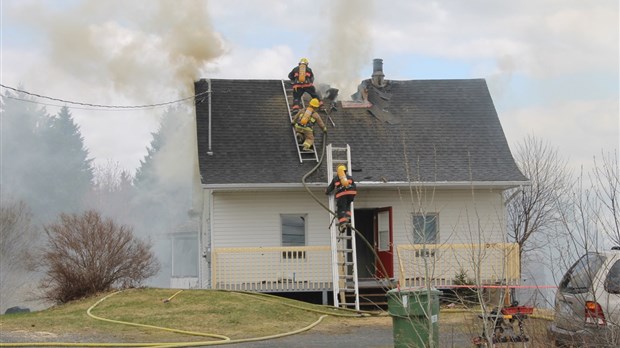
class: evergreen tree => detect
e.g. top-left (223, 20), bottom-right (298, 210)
top-left (1, 89), bottom-right (52, 217)
top-left (39, 106), bottom-right (94, 216)
top-left (133, 106), bottom-right (193, 214)
top-left (131, 106), bottom-right (196, 286)
top-left (1, 92), bottom-right (93, 220)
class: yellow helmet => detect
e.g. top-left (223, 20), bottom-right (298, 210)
top-left (299, 57), bottom-right (309, 65)
top-left (309, 98), bottom-right (320, 108)
top-left (337, 165), bottom-right (347, 174)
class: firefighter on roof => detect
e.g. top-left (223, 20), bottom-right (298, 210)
top-left (291, 98), bottom-right (326, 151)
top-left (288, 57), bottom-right (322, 111)
top-left (326, 165), bottom-right (357, 230)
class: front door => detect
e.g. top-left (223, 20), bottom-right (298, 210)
top-left (375, 207), bottom-right (393, 278)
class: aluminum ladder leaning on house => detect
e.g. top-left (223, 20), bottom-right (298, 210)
top-left (326, 144), bottom-right (360, 310)
top-left (281, 80), bottom-right (319, 163)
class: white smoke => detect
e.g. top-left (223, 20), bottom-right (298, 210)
top-left (4, 0), bottom-right (225, 296)
top-left (12, 0), bottom-right (223, 100)
top-left (313, 0), bottom-right (375, 100)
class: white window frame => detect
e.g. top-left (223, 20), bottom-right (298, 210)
top-left (171, 232), bottom-right (199, 277)
top-left (412, 213), bottom-right (438, 244)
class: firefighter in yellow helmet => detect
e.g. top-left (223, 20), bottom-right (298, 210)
top-left (325, 165), bottom-right (357, 230)
top-left (288, 57), bottom-right (322, 112)
top-left (291, 98), bottom-right (327, 151)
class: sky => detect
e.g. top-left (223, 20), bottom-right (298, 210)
top-left (1, 0), bottom-right (618, 175)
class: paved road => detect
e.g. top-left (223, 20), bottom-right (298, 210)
top-left (0, 316), bottom-right (474, 348)
top-left (221, 317), bottom-right (472, 348)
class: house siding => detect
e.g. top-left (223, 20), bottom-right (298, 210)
top-left (208, 186), bottom-right (506, 253)
top-left (211, 190), bottom-right (332, 248)
top-left (354, 188), bottom-right (506, 246)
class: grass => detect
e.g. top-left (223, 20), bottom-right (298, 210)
top-left (0, 288), bottom-right (372, 344)
top-left (0, 288), bottom-right (555, 346)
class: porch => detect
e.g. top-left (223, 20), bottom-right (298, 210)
top-left (211, 243), bottom-right (520, 291)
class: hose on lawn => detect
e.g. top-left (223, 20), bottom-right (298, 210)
top-left (0, 290), bottom-right (329, 347)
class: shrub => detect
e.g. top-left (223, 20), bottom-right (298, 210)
top-left (40, 210), bottom-right (159, 303)
top-left (452, 268), bottom-right (477, 306)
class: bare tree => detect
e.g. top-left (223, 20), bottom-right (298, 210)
top-left (505, 134), bottom-right (572, 262)
top-left (547, 156), bottom-right (620, 347)
top-left (592, 150), bottom-right (620, 245)
top-left (87, 160), bottom-right (135, 220)
top-left (39, 210), bottom-right (160, 303)
top-left (0, 199), bottom-right (39, 312)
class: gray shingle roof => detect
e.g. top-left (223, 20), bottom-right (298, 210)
top-left (194, 78), bottom-right (528, 187)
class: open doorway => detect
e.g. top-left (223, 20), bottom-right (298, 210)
top-left (354, 207), bottom-right (394, 279)
top-left (354, 209), bottom-right (375, 278)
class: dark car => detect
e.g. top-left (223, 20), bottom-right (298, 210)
top-left (549, 247), bottom-right (620, 347)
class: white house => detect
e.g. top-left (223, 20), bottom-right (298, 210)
top-left (180, 59), bottom-right (529, 308)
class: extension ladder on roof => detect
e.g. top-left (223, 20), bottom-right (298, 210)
top-left (326, 144), bottom-right (360, 310)
top-left (282, 80), bottom-right (318, 163)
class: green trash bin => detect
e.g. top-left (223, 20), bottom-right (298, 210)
top-left (387, 287), bottom-right (440, 348)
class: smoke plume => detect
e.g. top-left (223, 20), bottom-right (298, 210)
top-left (314, 0), bottom-right (375, 99)
top-left (16, 0), bottom-right (224, 100)
top-left (4, 0), bottom-right (225, 299)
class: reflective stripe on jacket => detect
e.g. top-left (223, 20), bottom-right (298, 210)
top-left (326, 176), bottom-right (357, 198)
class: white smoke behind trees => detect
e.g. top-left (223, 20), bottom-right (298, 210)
top-left (2, 0), bottom-right (224, 298)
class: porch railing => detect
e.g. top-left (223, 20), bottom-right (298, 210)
top-left (396, 243), bottom-right (520, 288)
top-left (211, 243), bottom-right (520, 291)
top-left (212, 246), bottom-right (332, 291)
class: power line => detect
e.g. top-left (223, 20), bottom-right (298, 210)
top-left (0, 83), bottom-right (208, 110)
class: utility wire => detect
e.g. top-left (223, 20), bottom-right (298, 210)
top-left (0, 83), bottom-right (208, 110)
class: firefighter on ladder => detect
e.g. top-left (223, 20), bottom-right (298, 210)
top-left (326, 165), bottom-right (357, 231)
top-left (288, 57), bottom-right (322, 112)
top-left (291, 98), bottom-right (327, 151)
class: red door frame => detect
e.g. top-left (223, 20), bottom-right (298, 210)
top-left (374, 207), bottom-right (393, 278)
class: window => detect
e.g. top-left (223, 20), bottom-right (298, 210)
top-left (171, 232), bottom-right (198, 277)
top-left (412, 214), bottom-right (438, 244)
top-left (281, 214), bottom-right (306, 259)
top-left (281, 214), bottom-right (306, 246)
top-left (559, 253), bottom-right (605, 294)
top-left (604, 260), bottom-right (620, 294)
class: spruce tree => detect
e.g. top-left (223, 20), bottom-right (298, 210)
top-left (40, 106), bottom-right (94, 216)
top-left (1, 93), bottom-right (93, 220)
top-left (1, 89), bottom-right (52, 217)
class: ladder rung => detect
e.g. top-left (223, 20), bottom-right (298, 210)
top-left (332, 147), bottom-right (348, 151)
top-left (339, 275), bottom-right (354, 279)
top-left (337, 235), bottom-right (352, 240)
top-left (337, 248), bottom-right (353, 253)
top-left (338, 261), bottom-right (355, 266)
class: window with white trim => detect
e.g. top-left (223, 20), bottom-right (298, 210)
top-left (412, 213), bottom-right (438, 244)
top-left (171, 232), bottom-right (198, 277)
top-left (281, 214), bottom-right (306, 259)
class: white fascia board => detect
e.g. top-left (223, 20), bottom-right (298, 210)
top-left (202, 180), bottom-right (531, 191)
